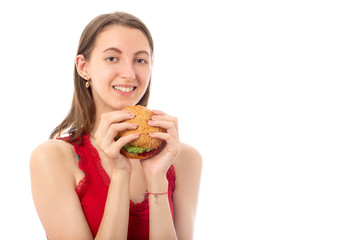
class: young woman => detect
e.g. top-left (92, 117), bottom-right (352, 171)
top-left (30, 12), bottom-right (202, 240)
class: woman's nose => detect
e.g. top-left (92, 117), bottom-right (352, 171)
top-left (119, 58), bottom-right (135, 80)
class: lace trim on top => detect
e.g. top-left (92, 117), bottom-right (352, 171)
top-left (73, 133), bottom-right (110, 197)
top-left (130, 196), bottom-right (149, 214)
top-left (56, 136), bottom-right (88, 198)
top-left (72, 143), bottom-right (88, 198)
top-left (75, 177), bottom-right (87, 197)
top-left (83, 134), bottom-right (111, 186)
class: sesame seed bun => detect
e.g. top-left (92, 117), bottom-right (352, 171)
top-left (118, 105), bottom-right (165, 159)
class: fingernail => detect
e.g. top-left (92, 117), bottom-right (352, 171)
top-left (131, 124), bottom-right (138, 128)
top-left (133, 133), bottom-right (140, 137)
top-left (148, 120), bottom-right (154, 124)
top-left (151, 115), bottom-right (157, 120)
top-left (148, 132), bottom-right (155, 136)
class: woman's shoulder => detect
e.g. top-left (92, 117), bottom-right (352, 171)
top-left (31, 139), bottom-right (75, 160)
top-left (30, 139), bottom-right (78, 175)
top-left (179, 143), bottom-right (202, 161)
top-left (173, 143), bottom-right (202, 177)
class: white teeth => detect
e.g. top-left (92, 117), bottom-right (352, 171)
top-left (114, 86), bottom-right (135, 92)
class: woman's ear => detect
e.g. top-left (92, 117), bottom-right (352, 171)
top-left (75, 54), bottom-right (89, 80)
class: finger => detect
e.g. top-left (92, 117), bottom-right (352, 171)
top-left (148, 119), bottom-right (178, 139)
top-left (102, 132), bottom-right (139, 159)
top-left (148, 132), bottom-right (179, 146)
top-left (114, 132), bottom-right (140, 150)
top-left (101, 110), bottom-right (136, 126)
top-left (148, 119), bottom-right (174, 130)
top-left (107, 122), bottom-right (138, 140)
top-left (96, 111), bottom-right (136, 140)
top-left (151, 109), bottom-right (166, 115)
top-left (148, 132), bottom-right (180, 156)
top-left (150, 114), bottom-right (178, 131)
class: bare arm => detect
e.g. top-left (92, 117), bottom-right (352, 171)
top-left (30, 140), bottom-right (94, 240)
top-left (140, 110), bottom-right (202, 239)
top-left (172, 143), bottom-right (202, 240)
top-left (96, 169), bottom-right (131, 239)
top-left (30, 140), bottom-right (134, 240)
top-left (147, 177), bottom-right (177, 240)
top-left (140, 110), bottom-right (181, 240)
top-left (143, 143), bottom-right (202, 240)
top-left (30, 111), bottom-right (139, 240)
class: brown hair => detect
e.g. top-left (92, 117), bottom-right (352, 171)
top-left (50, 12), bottom-right (154, 142)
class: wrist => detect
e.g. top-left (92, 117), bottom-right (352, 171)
top-left (146, 177), bottom-right (168, 193)
top-left (111, 169), bottom-right (131, 180)
top-left (144, 169), bottom-right (167, 182)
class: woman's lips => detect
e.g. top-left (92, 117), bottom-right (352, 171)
top-left (113, 85), bottom-right (137, 96)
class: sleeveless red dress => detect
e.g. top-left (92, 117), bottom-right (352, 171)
top-left (62, 134), bottom-right (176, 239)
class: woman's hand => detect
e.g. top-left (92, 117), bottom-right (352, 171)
top-left (140, 110), bottom-right (181, 183)
top-left (93, 110), bottom-right (140, 174)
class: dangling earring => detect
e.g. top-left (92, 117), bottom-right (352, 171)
top-left (83, 74), bottom-right (90, 88)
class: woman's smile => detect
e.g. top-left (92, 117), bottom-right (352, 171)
top-left (113, 84), bottom-right (137, 96)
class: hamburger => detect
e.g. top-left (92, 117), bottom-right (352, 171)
top-left (116, 105), bottom-right (165, 159)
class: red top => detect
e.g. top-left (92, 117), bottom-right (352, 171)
top-left (62, 134), bottom-right (176, 239)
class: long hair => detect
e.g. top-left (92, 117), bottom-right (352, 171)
top-left (50, 12), bottom-right (154, 142)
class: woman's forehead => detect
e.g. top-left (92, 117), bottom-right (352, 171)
top-left (93, 25), bottom-right (150, 54)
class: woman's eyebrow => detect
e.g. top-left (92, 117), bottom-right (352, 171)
top-left (103, 47), bottom-right (149, 56)
top-left (135, 50), bottom-right (150, 56)
top-left (103, 47), bottom-right (122, 53)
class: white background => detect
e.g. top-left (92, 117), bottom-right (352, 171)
top-left (1, 0), bottom-right (360, 239)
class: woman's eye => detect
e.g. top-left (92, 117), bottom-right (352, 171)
top-left (136, 58), bottom-right (147, 64)
top-left (106, 56), bottom-right (118, 62)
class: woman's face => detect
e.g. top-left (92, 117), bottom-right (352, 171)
top-left (86, 25), bottom-right (152, 112)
